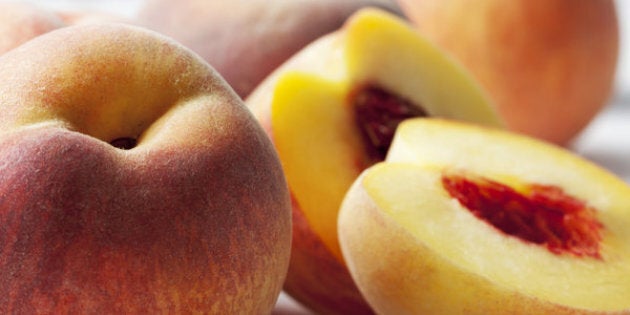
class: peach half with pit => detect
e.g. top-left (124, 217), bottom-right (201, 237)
top-left (338, 118), bottom-right (630, 314)
top-left (246, 8), bottom-right (503, 315)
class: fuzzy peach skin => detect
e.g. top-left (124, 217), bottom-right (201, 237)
top-left (246, 8), bottom-right (504, 315)
top-left (339, 118), bottom-right (630, 314)
top-left (137, 0), bottom-right (403, 98)
top-left (396, 0), bottom-right (620, 145)
top-left (0, 23), bottom-right (291, 314)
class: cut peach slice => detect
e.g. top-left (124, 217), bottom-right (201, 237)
top-left (247, 8), bottom-right (504, 314)
top-left (338, 118), bottom-right (630, 314)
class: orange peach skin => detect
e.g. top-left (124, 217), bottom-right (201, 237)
top-left (397, 0), bottom-right (619, 145)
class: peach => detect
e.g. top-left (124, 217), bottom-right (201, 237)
top-left (396, 0), bottom-right (620, 145)
top-left (136, 0), bottom-right (403, 98)
top-left (246, 8), bottom-right (503, 314)
top-left (0, 23), bottom-right (291, 313)
top-left (0, 1), bottom-right (132, 55)
top-left (339, 118), bottom-right (630, 314)
top-left (0, 1), bottom-right (64, 54)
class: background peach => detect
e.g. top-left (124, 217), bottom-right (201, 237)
top-left (0, 2), bottom-right (65, 54)
top-left (397, 0), bottom-right (620, 145)
top-left (137, 0), bottom-right (403, 98)
top-left (0, 1), bottom-right (132, 55)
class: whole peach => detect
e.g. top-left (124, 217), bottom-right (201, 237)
top-left (397, 0), bottom-right (619, 145)
top-left (137, 0), bottom-right (403, 98)
top-left (0, 23), bottom-right (291, 314)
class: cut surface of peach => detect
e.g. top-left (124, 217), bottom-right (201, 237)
top-left (338, 118), bottom-right (630, 314)
top-left (271, 73), bottom-right (365, 260)
top-left (266, 8), bottom-right (504, 261)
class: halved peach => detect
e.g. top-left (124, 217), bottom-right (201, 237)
top-left (246, 8), bottom-right (503, 314)
top-left (338, 118), bottom-right (630, 314)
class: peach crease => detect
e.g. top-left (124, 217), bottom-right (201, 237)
top-left (441, 173), bottom-right (604, 259)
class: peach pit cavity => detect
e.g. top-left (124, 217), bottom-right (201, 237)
top-left (442, 173), bottom-right (604, 259)
top-left (351, 84), bottom-right (426, 165)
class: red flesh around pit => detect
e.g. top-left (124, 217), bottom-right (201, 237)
top-left (442, 173), bottom-right (604, 259)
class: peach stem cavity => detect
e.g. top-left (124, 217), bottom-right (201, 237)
top-left (109, 137), bottom-right (137, 150)
top-left (442, 173), bottom-right (604, 259)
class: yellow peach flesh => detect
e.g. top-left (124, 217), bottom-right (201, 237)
top-left (344, 9), bottom-right (502, 127)
top-left (271, 73), bottom-right (364, 260)
top-left (343, 163), bottom-right (630, 312)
